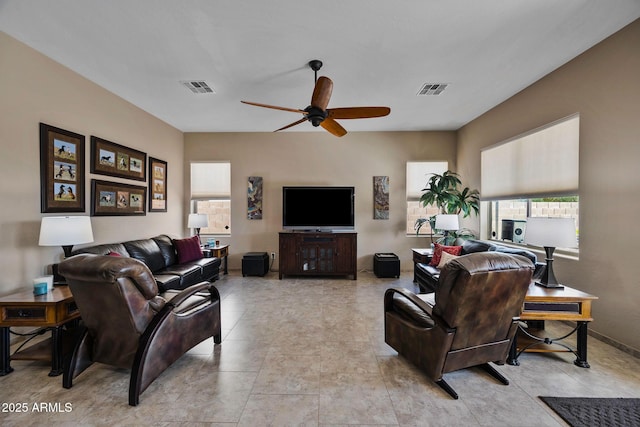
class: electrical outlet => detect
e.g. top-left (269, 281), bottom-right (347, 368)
top-left (271, 252), bottom-right (276, 260)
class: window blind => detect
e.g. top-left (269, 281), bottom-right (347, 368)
top-left (481, 114), bottom-right (579, 200)
top-left (190, 162), bottom-right (231, 198)
top-left (406, 161), bottom-right (448, 199)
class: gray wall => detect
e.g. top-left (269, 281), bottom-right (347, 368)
top-left (457, 19), bottom-right (640, 353)
top-left (0, 32), bottom-right (185, 296)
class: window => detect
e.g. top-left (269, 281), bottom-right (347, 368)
top-left (406, 161), bottom-right (448, 235)
top-left (481, 114), bottom-right (579, 248)
top-left (190, 162), bottom-right (231, 235)
top-left (489, 196), bottom-right (579, 244)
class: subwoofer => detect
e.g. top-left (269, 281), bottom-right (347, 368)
top-left (501, 219), bottom-right (526, 244)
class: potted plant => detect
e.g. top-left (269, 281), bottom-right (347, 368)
top-left (414, 170), bottom-right (480, 244)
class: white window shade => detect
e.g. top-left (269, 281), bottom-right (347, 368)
top-left (406, 161), bottom-right (448, 199)
top-left (481, 114), bottom-right (579, 200)
top-left (190, 162), bottom-right (230, 199)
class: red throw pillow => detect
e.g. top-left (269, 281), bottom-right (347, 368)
top-left (429, 243), bottom-right (463, 266)
top-left (173, 235), bottom-right (203, 264)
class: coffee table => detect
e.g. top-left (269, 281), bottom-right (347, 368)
top-left (0, 286), bottom-right (79, 376)
top-left (508, 283), bottom-right (598, 368)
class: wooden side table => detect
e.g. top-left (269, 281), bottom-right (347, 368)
top-left (209, 245), bottom-right (229, 275)
top-left (508, 283), bottom-right (598, 368)
top-left (0, 286), bottom-right (79, 376)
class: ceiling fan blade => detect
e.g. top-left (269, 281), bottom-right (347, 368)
top-left (241, 100), bottom-right (306, 114)
top-left (274, 117), bottom-right (307, 132)
top-left (320, 118), bottom-right (347, 137)
top-left (311, 76), bottom-right (333, 111)
top-left (327, 106), bottom-right (391, 119)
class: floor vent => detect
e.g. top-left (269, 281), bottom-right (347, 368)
top-left (180, 80), bottom-right (215, 94)
top-left (417, 83), bottom-right (448, 96)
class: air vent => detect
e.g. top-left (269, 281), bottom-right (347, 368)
top-left (417, 83), bottom-right (448, 96)
top-left (180, 80), bottom-right (215, 94)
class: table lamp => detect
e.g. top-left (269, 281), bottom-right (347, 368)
top-left (39, 216), bottom-right (94, 258)
top-left (435, 214), bottom-right (459, 245)
top-left (187, 213), bottom-right (208, 243)
top-left (524, 217), bottom-right (576, 288)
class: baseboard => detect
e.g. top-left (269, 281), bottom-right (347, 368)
top-left (588, 328), bottom-right (640, 359)
top-left (560, 320), bottom-right (640, 359)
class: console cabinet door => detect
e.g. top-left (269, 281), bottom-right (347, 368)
top-left (335, 234), bottom-right (356, 275)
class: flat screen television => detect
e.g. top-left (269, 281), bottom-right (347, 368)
top-left (282, 186), bottom-right (355, 231)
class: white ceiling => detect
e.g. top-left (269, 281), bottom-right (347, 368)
top-left (1, 1), bottom-right (639, 134)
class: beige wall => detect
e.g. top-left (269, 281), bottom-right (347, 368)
top-left (457, 19), bottom-right (640, 352)
top-left (0, 32), bottom-right (185, 296)
top-left (184, 131), bottom-right (457, 271)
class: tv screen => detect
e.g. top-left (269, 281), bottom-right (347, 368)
top-left (282, 186), bottom-right (355, 230)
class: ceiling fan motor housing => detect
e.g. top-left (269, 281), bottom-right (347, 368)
top-left (304, 106), bottom-right (327, 126)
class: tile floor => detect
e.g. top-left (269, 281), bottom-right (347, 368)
top-left (2, 271), bottom-right (640, 426)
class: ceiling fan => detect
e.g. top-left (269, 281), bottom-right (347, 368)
top-left (241, 60), bottom-right (390, 137)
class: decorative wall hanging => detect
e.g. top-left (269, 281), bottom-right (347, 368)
top-left (373, 176), bottom-right (389, 219)
top-left (91, 179), bottom-right (146, 216)
top-left (90, 136), bottom-right (146, 181)
top-left (247, 176), bottom-right (263, 219)
top-left (39, 123), bottom-right (85, 213)
top-left (148, 157), bottom-right (167, 212)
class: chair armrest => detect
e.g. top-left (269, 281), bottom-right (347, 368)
top-left (384, 287), bottom-right (434, 318)
top-left (166, 281), bottom-right (215, 308)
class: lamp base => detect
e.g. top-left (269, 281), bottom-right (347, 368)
top-left (535, 281), bottom-right (564, 289)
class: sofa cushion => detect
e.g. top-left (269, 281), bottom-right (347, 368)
top-left (461, 239), bottom-right (496, 255)
top-left (173, 236), bottom-right (203, 264)
top-left (71, 242), bottom-right (130, 257)
top-left (123, 239), bottom-right (166, 273)
top-left (153, 274), bottom-right (181, 293)
top-left (437, 250), bottom-right (460, 268)
top-left (159, 264), bottom-right (202, 289)
top-left (493, 245), bottom-right (537, 264)
top-left (429, 243), bottom-right (463, 266)
top-left (190, 257), bottom-right (221, 281)
top-left (152, 234), bottom-right (178, 266)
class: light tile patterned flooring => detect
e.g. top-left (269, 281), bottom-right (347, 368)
top-left (2, 271), bottom-right (640, 426)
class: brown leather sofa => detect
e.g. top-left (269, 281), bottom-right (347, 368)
top-left (69, 234), bottom-right (221, 292)
top-left (59, 253), bottom-right (222, 406)
top-left (385, 252), bottom-right (534, 399)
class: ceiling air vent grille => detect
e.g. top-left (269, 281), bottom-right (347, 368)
top-left (180, 80), bottom-right (215, 94)
top-left (417, 83), bottom-right (448, 96)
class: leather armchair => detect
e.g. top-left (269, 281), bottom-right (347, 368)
top-left (59, 253), bottom-right (222, 406)
top-left (385, 252), bottom-right (533, 399)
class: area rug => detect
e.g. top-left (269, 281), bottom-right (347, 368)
top-left (539, 396), bottom-right (640, 427)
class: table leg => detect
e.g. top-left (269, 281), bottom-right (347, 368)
top-left (49, 326), bottom-right (64, 376)
top-left (574, 321), bottom-right (590, 368)
top-left (0, 327), bottom-right (14, 375)
top-left (507, 332), bottom-right (520, 366)
top-left (223, 255), bottom-right (228, 275)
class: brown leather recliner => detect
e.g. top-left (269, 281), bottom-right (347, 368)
top-left (384, 252), bottom-right (533, 399)
top-left (59, 253), bottom-right (222, 406)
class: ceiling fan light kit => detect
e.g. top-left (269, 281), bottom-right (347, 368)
top-left (241, 60), bottom-right (390, 137)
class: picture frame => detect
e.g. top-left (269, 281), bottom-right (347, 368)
top-left (148, 157), bottom-right (167, 212)
top-left (39, 123), bottom-right (85, 213)
top-left (90, 136), bottom-right (146, 181)
top-left (91, 179), bottom-right (146, 216)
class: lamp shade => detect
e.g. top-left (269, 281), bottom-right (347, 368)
top-left (524, 217), bottom-right (576, 248)
top-left (434, 214), bottom-right (459, 231)
top-left (39, 216), bottom-right (94, 247)
top-left (187, 213), bottom-right (208, 229)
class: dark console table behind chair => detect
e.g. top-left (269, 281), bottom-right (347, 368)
top-left (279, 232), bottom-right (357, 280)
